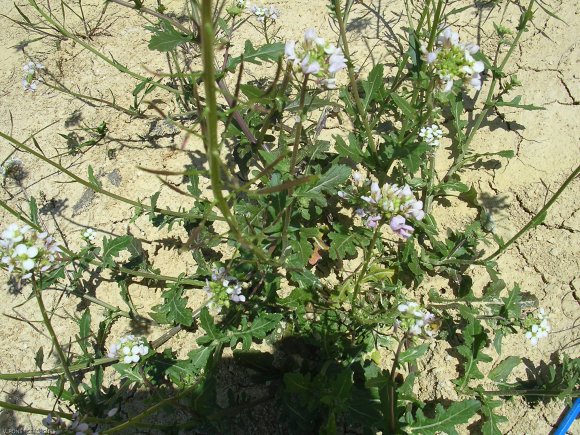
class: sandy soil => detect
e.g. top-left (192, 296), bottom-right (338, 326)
top-left (0, 0), bottom-right (578, 433)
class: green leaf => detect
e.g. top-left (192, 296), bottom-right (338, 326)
top-left (500, 284), bottom-right (521, 320)
top-left (495, 95), bottom-right (545, 111)
top-left (287, 237), bottom-right (313, 268)
top-left (390, 92), bottom-right (414, 119)
top-left (362, 264), bottom-right (395, 284)
top-left (188, 346), bottom-right (214, 372)
top-left (230, 313), bottom-right (283, 350)
top-left (489, 356), bottom-right (521, 383)
top-left (409, 400), bottom-right (481, 434)
top-left (455, 318), bottom-right (492, 390)
top-left (289, 270), bottom-right (322, 290)
top-left (334, 134), bottom-right (365, 163)
top-left (362, 64), bottom-right (384, 109)
top-left (450, 94), bottom-right (467, 150)
top-left (78, 310), bottom-right (91, 354)
top-left (148, 20), bottom-right (190, 52)
top-left (328, 231), bottom-right (360, 260)
top-left (228, 41), bottom-right (284, 70)
top-left (112, 363), bottom-right (142, 383)
top-left (28, 197), bottom-right (39, 225)
top-left (88, 165), bottom-right (101, 189)
top-left (436, 181), bottom-right (470, 193)
top-left (294, 165), bottom-right (351, 206)
top-left (101, 235), bottom-right (133, 268)
top-left (481, 398), bottom-right (508, 435)
top-left (151, 282), bottom-right (194, 327)
top-left (198, 307), bottom-right (222, 344)
top-left (398, 143), bottom-right (430, 174)
top-left (399, 343), bottom-right (429, 364)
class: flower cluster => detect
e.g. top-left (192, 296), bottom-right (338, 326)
top-left (285, 29), bottom-right (347, 89)
top-left (422, 27), bottom-right (485, 92)
top-left (0, 224), bottom-right (61, 280)
top-left (42, 412), bottom-right (98, 435)
top-left (249, 4), bottom-right (279, 22)
top-left (82, 228), bottom-right (96, 244)
top-left (396, 301), bottom-right (440, 337)
top-left (107, 335), bottom-right (149, 363)
top-left (230, 1), bottom-right (278, 22)
top-left (203, 266), bottom-right (247, 313)
top-left (524, 308), bottom-right (550, 346)
top-left (419, 124), bottom-right (444, 147)
top-left (0, 157), bottom-right (24, 182)
top-left (22, 61), bottom-right (44, 92)
top-left (338, 172), bottom-right (425, 239)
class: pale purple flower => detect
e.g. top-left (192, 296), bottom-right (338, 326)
top-left (426, 51), bottom-right (438, 64)
top-left (328, 51), bottom-right (347, 74)
top-left (285, 40), bottom-right (297, 62)
top-left (389, 215), bottom-right (414, 239)
top-left (304, 28), bottom-right (317, 44)
top-left (366, 215), bottom-right (382, 228)
top-left (301, 55), bottom-right (321, 75)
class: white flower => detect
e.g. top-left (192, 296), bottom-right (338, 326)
top-left (108, 335), bottom-right (149, 363)
top-left (328, 51), bottom-right (347, 74)
top-left (300, 55), bottom-right (320, 75)
top-left (419, 124), bottom-right (443, 147)
top-left (82, 228), bottom-right (96, 243)
top-left (525, 309), bottom-right (550, 346)
top-left (304, 28), bottom-right (317, 44)
top-left (285, 40), bottom-right (297, 62)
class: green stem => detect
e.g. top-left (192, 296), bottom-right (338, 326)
top-left (0, 400), bottom-right (111, 423)
top-left (44, 82), bottom-right (143, 118)
top-left (334, 0), bottom-right (378, 162)
top-left (0, 198), bottom-right (206, 288)
top-left (200, 0), bottom-right (268, 262)
top-left (281, 75), bottom-right (310, 250)
top-left (0, 399), bottom-right (175, 429)
top-left (33, 279), bottom-right (80, 395)
top-left (0, 357), bottom-right (116, 381)
top-left (482, 389), bottom-right (580, 397)
top-left (0, 131), bottom-right (221, 222)
top-left (387, 336), bottom-right (406, 433)
top-left (444, 0), bottom-right (535, 181)
top-left (289, 75), bottom-right (310, 176)
top-left (352, 223), bottom-right (382, 303)
top-left (29, 0), bottom-right (180, 95)
top-left (481, 163), bottom-right (580, 263)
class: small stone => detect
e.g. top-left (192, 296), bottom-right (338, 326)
top-left (550, 248), bottom-right (561, 256)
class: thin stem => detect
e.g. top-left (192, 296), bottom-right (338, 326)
top-left (482, 389), bottom-right (580, 397)
top-left (444, 0), bottom-right (535, 181)
top-left (0, 357), bottom-right (116, 381)
top-left (29, 0), bottom-right (181, 95)
top-left (200, 0), bottom-right (268, 262)
top-left (289, 75), bottom-right (310, 176)
top-left (334, 0), bottom-right (378, 162)
top-left (352, 223), bottom-right (382, 302)
top-left (0, 131), bottom-right (223, 222)
top-left (280, 75), bottom-right (310, 250)
top-left (44, 82), bottom-right (143, 117)
top-left (481, 163), bottom-right (579, 263)
top-left (387, 336), bottom-right (406, 433)
top-left (108, 0), bottom-right (196, 35)
top-left (103, 343), bottom-right (223, 433)
top-left (0, 198), bottom-right (206, 288)
top-left (33, 279), bottom-right (80, 395)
